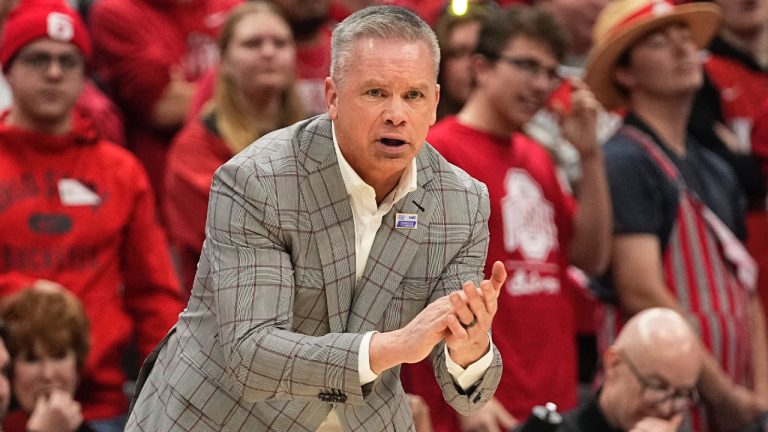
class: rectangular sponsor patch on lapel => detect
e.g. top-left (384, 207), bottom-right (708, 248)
top-left (394, 213), bottom-right (418, 229)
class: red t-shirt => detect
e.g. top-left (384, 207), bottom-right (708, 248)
top-left (402, 117), bottom-right (578, 430)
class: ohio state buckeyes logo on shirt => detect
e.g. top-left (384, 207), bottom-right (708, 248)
top-left (501, 169), bottom-right (561, 297)
top-left (501, 169), bottom-right (557, 260)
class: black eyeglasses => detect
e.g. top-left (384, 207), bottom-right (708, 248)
top-left (619, 349), bottom-right (699, 413)
top-left (491, 55), bottom-right (562, 87)
top-left (15, 51), bottom-right (85, 74)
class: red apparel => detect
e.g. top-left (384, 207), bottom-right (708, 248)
top-left (295, 27), bottom-right (333, 115)
top-left (401, 117), bottom-right (578, 431)
top-left (76, 81), bottom-right (125, 147)
top-left (702, 39), bottom-right (768, 320)
top-left (164, 114), bottom-right (233, 292)
top-left (752, 102), bottom-right (768, 315)
top-left (0, 112), bottom-right (184, 421)
top-left (89, 0), bottom-right (241, 205)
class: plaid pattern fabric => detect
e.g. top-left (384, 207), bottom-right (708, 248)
top-left (126, 114), bottom-right (503, 432)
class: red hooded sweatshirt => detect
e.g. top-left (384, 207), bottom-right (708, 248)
top-left (0, 111), bottom-right (184, 420)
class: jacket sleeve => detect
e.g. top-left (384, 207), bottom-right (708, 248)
top-left (429, 179), bottom-right (503, 415)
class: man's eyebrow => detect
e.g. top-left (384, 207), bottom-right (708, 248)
top-left (359, 79), bottom-right (385, 88)
top-left (358, 80), bottom-right (433, 90)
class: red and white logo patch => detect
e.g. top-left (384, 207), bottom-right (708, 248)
top-left (47, 12), bottom-right (74, 42)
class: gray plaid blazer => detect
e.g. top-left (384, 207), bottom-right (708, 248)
top-left (126, 114), bottom-right (502, 432)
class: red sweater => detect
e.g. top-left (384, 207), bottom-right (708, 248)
top-left (164, 115), bottom-right (233, 292)
top-left (0, 112), bottom-right (184, 420)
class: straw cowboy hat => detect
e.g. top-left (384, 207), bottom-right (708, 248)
top-left (584, 0), bottom-right (722, 110)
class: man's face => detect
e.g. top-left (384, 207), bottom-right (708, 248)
top-left (715, 0), bottom-right (768, 37)
top-left (325, 37), bottom-right (439, 188)
top-left (616, 24), bottom-right (703, 101)
top-left (442, 20), bottom-right (482, 104)
top-left (5, 38), bottom-right (85, 127)
top-left (0, 339), bottom-right (9, 420)
top-left (610, 349), bottom-right (700, 430)
top-left (475, 36), bottom-right (560, 134)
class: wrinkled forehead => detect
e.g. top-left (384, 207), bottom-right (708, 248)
top-left (348, 36), bottom-right (438, 78)
top-left (628, 348), bottom-right (700, 388)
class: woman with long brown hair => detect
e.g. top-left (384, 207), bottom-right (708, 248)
top-left (164, 1), bottom-right (304, 293)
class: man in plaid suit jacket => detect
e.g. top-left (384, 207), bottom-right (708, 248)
top-left (127, 6), bottom-right (504, 431)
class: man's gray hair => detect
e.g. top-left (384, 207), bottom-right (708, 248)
top-left (330, 6), bottom-right (440, 85)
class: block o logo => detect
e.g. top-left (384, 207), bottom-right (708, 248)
top-left (47, 12), bottom-right (74, 42)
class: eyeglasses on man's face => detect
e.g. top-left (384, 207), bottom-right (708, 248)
top-left (618, 349), bottom-right (699, 414)
top-left (15, 50), bottom-right (85, 74)
top-left (490, 54), bottom-right (562, 87)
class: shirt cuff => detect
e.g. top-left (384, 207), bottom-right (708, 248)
top-left (358, 331), bottom-right (379, 385)
top-left (444, 337), bottom-right (495, 391)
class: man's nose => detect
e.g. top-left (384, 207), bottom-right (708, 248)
top-left (45, 59), bottom-right (65, 78)
top-left (382, 96), bottom-right (407, 126)
top-left (261, 40), bottom-right (277, 57)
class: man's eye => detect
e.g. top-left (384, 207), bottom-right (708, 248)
top-left (406, 91), bottom-right (423, 100)
top-left (366, 89), bottom-right (383, 97)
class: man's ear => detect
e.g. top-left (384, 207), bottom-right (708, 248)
top-left (325, 77), bottom-right (339, 120)
top-left (614, 66), bottom-right (636, 92)
top-left (471, 54), bottom-right (492, 89)
top-left (603, 347), bottom-right (622, 380)
top-left (431, 83), bottom-right (440, 125)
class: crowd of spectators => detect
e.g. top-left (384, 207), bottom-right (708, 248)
top-left (0, 0), bottom-right (766, 431)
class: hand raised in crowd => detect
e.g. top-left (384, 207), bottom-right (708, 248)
top-left (458, 396), bottom-right (518, 432)
top-left (553, 78), bottom-right (601, 159)
top-left (26, 389), bottom-right (83, 432)
top-left (445, 261), bottom-right (506, 368)
top-left (151, 66), bottom-right (196, 129)
top-left (629, 413), bottom-right (683, 432)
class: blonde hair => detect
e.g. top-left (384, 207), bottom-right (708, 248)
top-left (213, 1), bottom-right (305, 153)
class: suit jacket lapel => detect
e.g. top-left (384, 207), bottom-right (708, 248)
top-left (300, 116), bottom-right (357, 333)
top-left (347, 149), bottom-right (436, 332)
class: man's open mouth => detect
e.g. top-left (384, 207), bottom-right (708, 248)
top-left (380, 138), bottom-right (406, 146)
